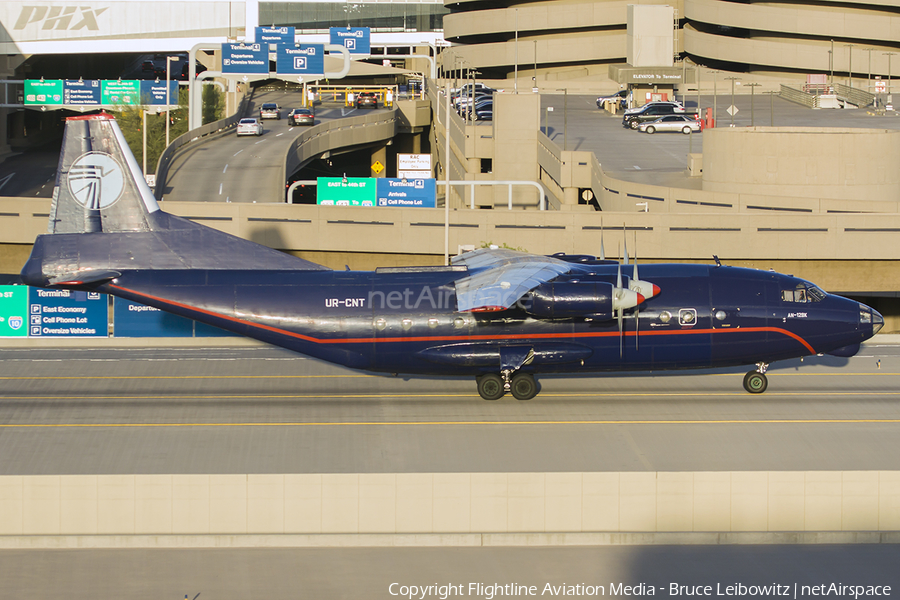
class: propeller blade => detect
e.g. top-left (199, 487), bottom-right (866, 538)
top-left (618, 305), bottom-right (624, 358)
top-left (616, 259), bottom-right (622, 291)
top-left (623, 225), bottom-right (629, 266)
top-left (599, 218), bottom-right (606, 261)
top-left (633, 231), bottom-right (639, 351)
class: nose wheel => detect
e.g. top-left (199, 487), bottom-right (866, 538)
top-left (743, 363), bottom-right (769, 393)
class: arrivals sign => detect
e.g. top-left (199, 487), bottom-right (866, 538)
top-left (276, 44), bottom-right (325, 75)
top-left (222, 43), bottom-right (269, 74)
top-left (317, 177), bottom-right (436, 207)
top-left (28, 287), bottom-right (107, 338)
top-left (329, 27), bottom-right (370, 55)
top-left (376, 178), bottom-right (436, 208)
top-left (0, 286), bottom-right (28, 337)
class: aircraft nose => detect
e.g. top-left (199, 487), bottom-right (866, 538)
top-left (860, 302), bottom-right (884, 336)
top-left (872, 308), bottom-right (884, 335)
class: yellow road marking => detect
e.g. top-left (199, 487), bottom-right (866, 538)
top-left (2, 418), bottom-right (900, 428)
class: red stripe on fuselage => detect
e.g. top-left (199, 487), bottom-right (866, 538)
top-left (109, 284), bottom-right (816, 354)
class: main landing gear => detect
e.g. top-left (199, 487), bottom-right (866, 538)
top-left (476, 371), bottom-right (538, 401)
top-left (743, 362), bottom-right (769, 394)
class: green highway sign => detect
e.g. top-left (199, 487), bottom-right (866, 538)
top-left (101, 80), bottom-right (141, 106)
top-left (24, 80), bottom-right (63, 106)
top-left (317, 177), bottom-right (377, 206)
top-left (0, 286), bottom-right (28, 337)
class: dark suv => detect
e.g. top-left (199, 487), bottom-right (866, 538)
top-left (356, 92), bottom-right (378, 109)
top-left (623, 104), bottom-right (697, 129)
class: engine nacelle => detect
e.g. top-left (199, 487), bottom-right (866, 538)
top-left (526, 282), bottom-right (615, 319)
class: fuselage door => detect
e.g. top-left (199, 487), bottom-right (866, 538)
top-left (709, 270), bottom-right (769, 361)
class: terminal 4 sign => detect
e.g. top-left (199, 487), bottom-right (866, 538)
top-left (256, 26), bottom-right (295, 45)
top-left (329, 27), bottom-right (370, 55)
top-left (222, 43), bottom-right (268, 74)
top-left (276, 44), bottom-right (325, 75)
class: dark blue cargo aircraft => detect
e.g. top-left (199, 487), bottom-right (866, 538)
top-left (21, 114), bottom-right (884, 400)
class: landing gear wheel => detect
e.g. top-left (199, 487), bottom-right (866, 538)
top-left (510, 373), bottom-right (537, 401)
top-left (477, 373), bottom-right (505, 400)
top-left (743, 371), bottom-right (768, 394)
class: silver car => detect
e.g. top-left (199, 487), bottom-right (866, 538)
top-left (236, 118), bottom-right (263, 136)
top-left (638, 115), bottom-right (701, 134)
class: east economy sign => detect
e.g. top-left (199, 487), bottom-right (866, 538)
top-left (28, 287), bottom-right (108, 338)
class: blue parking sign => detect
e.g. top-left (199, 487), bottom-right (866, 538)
top-left (329, 27), bottom-right (371, 55)
top-left (276, 44), bottom-right (325, 75)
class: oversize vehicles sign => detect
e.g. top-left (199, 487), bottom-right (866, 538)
top-left (376, 178), bottom-right (436, 208)
top-left (28, 287), bottom-right (107, 338)
top-left (277, 44), bottom-right (325, 75)
top-left (329, 27), bottom-right (370, 55)
top-left (0, 285), bottom-right (28, 337)
top-left (222, 43), bottom-right (268, 74)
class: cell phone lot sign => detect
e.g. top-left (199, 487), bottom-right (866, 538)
top-left (0, 286), bottom-right (28, 337)
top-left (28, 288), bottom-right (108, 338)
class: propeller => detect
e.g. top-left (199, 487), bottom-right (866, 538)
top-left (613, 244), bottom-right (645, 358)
top-left (599, 218), bottom-right (605, 261)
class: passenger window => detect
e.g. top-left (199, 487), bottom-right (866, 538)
top-left (782, 290), bottom-right (794, 302)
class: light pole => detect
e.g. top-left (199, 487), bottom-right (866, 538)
top-left (886, 52), bottom-right (897, 96)
top-left (864, 48), bottom-right (876, 93)
top-left (710, 70), bottom-right (720, 127)
top-left (845, 44), bottom-right (853, 87)
top-left (725, 76), bottom-right (740, 126)
top-left (829, 39), bottom-right (834, 88)
top-left (165, 56), bottom-right (180, 147)
top-left (746, 82), bottom-right (761, 126)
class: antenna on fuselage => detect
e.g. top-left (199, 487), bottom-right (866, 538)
top-left (713, 255), bottom-right (722, 267)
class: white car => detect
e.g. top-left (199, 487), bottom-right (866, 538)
top-left (638, 115), bottom-right (702, 134)
top-left (236, 118), bottom-right (263, 136)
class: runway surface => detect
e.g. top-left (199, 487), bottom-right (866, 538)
top-left (2, 343), bottom-right (900, 474)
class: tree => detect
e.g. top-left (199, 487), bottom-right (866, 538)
top-left (112, 88), bottom-right (189, 174)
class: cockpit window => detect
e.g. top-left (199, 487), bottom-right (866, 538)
top-left (782, 284), bottom-right (825, 303)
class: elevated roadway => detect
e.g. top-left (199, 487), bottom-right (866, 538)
top-left (160, 89), bottom-right (397, 204)
top-left (3, 341), bottom-right (900, 475)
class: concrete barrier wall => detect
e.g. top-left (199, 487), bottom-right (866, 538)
top-left (2, 472), bottom-right (899, 536)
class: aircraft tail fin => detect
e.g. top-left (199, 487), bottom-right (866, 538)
top-left (50, 113), bottom-right (161, 234)
top-left (22, 113), bottom-right (328, 287)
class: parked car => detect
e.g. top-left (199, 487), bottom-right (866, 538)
top-left (236, 118), bottom-right (263, 136)
top-left (596, 90), bottom-right (628, 109)
top-left (457, 91), bottom-right (494, 113)
top-left (638, 115), bottom-right (702, 134)
top-left (623, 103), bottom-right (697, 129)
top-left (288, 108), bottom-right (314, 126)
top-left (463, 98), bottom-right (493, 121)
top-left (623, 100), bottom-right (685, 115)
top-left (356, 92), bottom-right (378, 109)
top-left (259, 103), bottom-right (280, 120)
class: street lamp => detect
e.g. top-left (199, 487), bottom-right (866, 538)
top-left (845, 44), bottom-right (853, 87)
top-left (745, 82), bottom-right (761, 126)
top-left (710, 70), bottom-right (721, 127)
top-left (829, 39), bottom-right (834, 87)
top-left (166, 56), bottom-right (180, 147)
top-left (725, 76), bottom-right (740, 126)
top-left (885, 52), bottom-right (897, 96)
top-left (864, 48), bottom-right (876, 93)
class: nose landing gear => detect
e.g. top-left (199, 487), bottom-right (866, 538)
top-left (743, 362), bottom-right (769, 394)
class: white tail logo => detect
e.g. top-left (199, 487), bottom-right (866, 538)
top-left (67, 152), bottom-right (124, 210)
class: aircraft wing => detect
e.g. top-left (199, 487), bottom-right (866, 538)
top-left (450, 248), bottom-right (573, 311)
